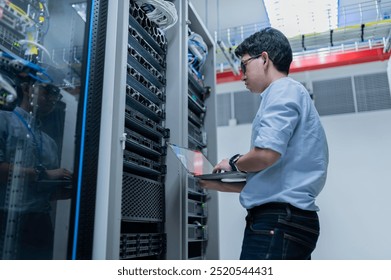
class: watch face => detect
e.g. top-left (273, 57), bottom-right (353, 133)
top-left (35, 165), bottom-right (47, 180)
top-left (36, 165), bottom-right (46, 172)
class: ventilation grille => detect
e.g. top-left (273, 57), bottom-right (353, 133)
top-left (313, 72), bottom-right (391, 116)
top-left (122, 172), bottom-right (165, 222)
top-left (216, 91), bottom-right (261, 126)
top-left (234, 91), bottom-right (261, 124)
top-left (354, 72), bottom-right (391, 112)
top-left (217, 72), bottom-right (391, 126)
top-left (119, 233), bottom-right (166, 259)
top-left (216, 93), bottom-right (231, 126)
top-left (313, 77), bottom-right (356, 116)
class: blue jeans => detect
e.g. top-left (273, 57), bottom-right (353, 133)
top-left (240, 203), bottom-right (320, 260)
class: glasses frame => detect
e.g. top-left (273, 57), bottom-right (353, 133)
top-left (33, 83), bottom-right (63, 103)
top-left (240, 54), bottom-right (262, 74)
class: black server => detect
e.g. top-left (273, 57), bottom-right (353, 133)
top-left (119, 1), bottom-right (169, 260)
top-left (186, 29), bottom-right (211, 259)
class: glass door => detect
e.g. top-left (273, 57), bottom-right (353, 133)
top-left (0, 0), bottom-right (91, 259)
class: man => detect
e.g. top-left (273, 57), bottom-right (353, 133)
top-left (200, 27), bottom-right (329, 260)
top-left (0, 76), bottom-right (72, 259)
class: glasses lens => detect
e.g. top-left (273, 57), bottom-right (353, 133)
top-left (47, 93), bottom-right (62, 101)
top-left (240, 62), bottom-right (246, 74)
top-left (240, 54), bottom-right (263, 74)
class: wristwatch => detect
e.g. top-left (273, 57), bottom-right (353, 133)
top-left (229, 154), bottom-right (242, 171)
top-left (34, 165), bottom-right (47, 181)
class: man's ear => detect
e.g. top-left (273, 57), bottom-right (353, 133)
top-left (261, 51), bottom-right (268, 64)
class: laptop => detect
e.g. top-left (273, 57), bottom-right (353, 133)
top-left (168, 143), bottom-right (246, 182)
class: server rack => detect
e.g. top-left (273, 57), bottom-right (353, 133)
top-left (186, 33), bottom-right (211, 260)
top-left (116, 1), bottom-right (170, 260)
top-left (165, 1), bottom-right (219, 260)
top-left (97, 0), bottom-right (218, 260)
top-left (187, 4), bottom-right (218, 260)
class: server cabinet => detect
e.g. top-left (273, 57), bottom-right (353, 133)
top-left (96, 0), bottom-right (219, 260)
top-left (118, 1), bottom-right (170, 260)
top-left (165, 1), bottom-right (219, 260)
top-left (79, 0), bottom-right (169, 260)
top-left (95, 0), bottom-right (218, 260)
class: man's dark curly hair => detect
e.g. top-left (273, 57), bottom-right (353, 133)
top-left (235, 27), bottom-right (293, 74)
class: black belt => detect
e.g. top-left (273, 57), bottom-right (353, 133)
top-left (247, 202), bottom-right (316, 217)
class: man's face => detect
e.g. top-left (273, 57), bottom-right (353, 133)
top-left (240, 52), bottom-right (268, 93)
top-left (34, 84), bottom-right (62, 116)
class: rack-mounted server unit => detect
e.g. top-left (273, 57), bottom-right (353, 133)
top-left (120, 1), bottom-right (169, 260)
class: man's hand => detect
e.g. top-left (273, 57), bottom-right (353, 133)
top-left (46, 168), bottom-right (73, 180)
top-left (212, 158), bottom-right (231, 173)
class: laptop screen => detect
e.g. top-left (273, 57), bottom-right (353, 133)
top-left (169, 144), bottom-right (214, 175)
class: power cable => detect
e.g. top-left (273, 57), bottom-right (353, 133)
top-left (136, 0), bottom-right (178, 31)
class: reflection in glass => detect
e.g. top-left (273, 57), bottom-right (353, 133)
top-left (0, 0), bottom-right (87, 259)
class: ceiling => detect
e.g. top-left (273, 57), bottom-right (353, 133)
top-left (189, 0), bottom-right (391, 72)
top-left (190, 0), bottom-right (391, 40)
top-left (190, 0), bottom-right (268, 37)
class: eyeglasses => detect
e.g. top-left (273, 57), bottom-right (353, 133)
top-left (240, 54), bottom-right (262, 74)
top-left (45, 93), bottom-right (62, 102)
top-left (33, 83), bottom-right (63, 103)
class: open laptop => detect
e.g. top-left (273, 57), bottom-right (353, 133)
top-left (168, 143), bottom-right (246, 182)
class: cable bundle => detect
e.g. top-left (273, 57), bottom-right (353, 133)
top-left (136, 0), bottom-right (178, 31)
top-left (188, 31), bottom-right (208, 79)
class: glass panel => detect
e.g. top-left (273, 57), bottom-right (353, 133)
top-left (0, 0), bottom-right (87, 259)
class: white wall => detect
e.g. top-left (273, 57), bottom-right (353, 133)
top-left (314, 110), bottom-right (391, 259)
top-left (215, 61), bottom-right (391, 260)
top-left (217, 110), bottom-right (391, 260)
top-left (216, 125), bottom-right (251, 259)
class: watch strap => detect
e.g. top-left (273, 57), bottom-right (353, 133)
top-left (35, 165), bottom-right (47, 181)
top-left (229, 154), bottom-right (241, 171)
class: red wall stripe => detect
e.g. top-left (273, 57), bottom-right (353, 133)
top-left (216, 47), bottom-right (391, 84)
